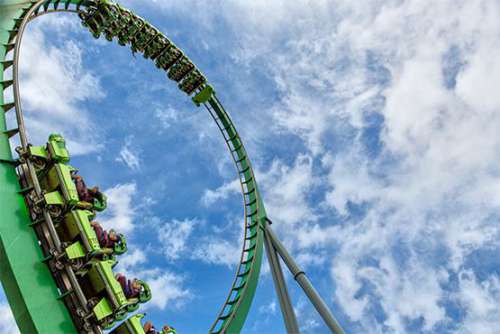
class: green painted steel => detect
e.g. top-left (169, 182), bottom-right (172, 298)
top-left (0, 1), bottom-right (269, 333)
top-left (204, 96), bottom-right (267, 333)
top-left (0, 1), bottom-right (76, 333)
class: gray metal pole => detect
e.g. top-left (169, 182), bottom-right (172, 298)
top-left (265, 224), bottom-right (345, 334)
top-left (264, 222), bottom-right (300, 334)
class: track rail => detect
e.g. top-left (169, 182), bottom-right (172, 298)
top-left (1, 0), bottom-right (267, 333)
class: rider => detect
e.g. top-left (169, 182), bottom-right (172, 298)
top-left (90, 221), bottom-right (119, 249)
top-left (72, 173), bottom-right (105, 205)
top-left (143, 321), bottom-right (177, 334)
top-left (115, 273), bottom-right (143, 299)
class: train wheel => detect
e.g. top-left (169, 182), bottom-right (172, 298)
top-left (102, 317), bottom-right (116, 330)
top-left (48, 205), bottom-right (63, 219)
top-left (87, 297), bottom-right (99, 309)
top-left (55, 260), bottom-right (64, 271)
top-left (71, 258), bottom-right (84, 271)
top-left (82, 322), bottom-right (93, 333)
top-left (31, 157), bottom-right (47, 171)
top-left (115, 309), bottom-right (127, 321)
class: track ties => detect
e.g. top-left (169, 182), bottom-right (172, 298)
top-left (245, 231), bottom-right (257, 240)
top-left (231, 143), bottom-right (242, 153)
top-left (8, 30), bottom-right (19, 42)
top-left (56, 288), bottom-right (73, 300)
top-left (233, 283), bottom-right (246, 292)
top-left (3, 128), bottom-right (19, 138)
top-left (239, 166), bottom-right (250, 175)
top-left (18, 185), bottom-right (34, 194)
top-left (242, 176), bottom-right (253, 184)
top-left (227, 295), bottom-right (240, 305)
top-left (1, 102), bottom-right (15, 113)
top-left (1, 79), bottom-right (14, 90)
top-left (241, 256), bottom-right (254, 265)
top-left (244, 244), bottom-right (257, 252)
top-left (245, 198), bottom-right (257, 207)
top-left (1, 60), bottom-right (14, 69)
top-left (237, 268), bottom-right (251, 278)
top-left (235, 155), bottom-right (247, 164)
top-left (247, 220), bottom-right (258, 229)
top-left (226, 133), bottom-right (238, 142)
top-left (0, 158), bottom-right (20, 167)
top-left (244, 188), bottom-right (256, 196)
top-left (3, 43), bottom-right (15, 53)
top-left (245, 209), bottom-right (258, 218)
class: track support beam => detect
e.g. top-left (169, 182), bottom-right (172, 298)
top-left (264, 220), bottom-right (344, 334)
top-left (263, 221), bottom-right (300, 334)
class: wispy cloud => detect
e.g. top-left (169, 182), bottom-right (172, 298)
top-left (100, 183), bottom-right (137, 233)
top-left (116, 249), bottom-right (192, 311)
top-left (19, 16), bottom-right (104, 155)
top-left (201, 179), bottom-right (240, 207)
top-left (116, 137), bottom-right (141, 171)
top-left (157, 218), bottom-right (198, 260)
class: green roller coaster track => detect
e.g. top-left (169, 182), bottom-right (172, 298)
top-left (1, 0), bottom-right (266, 333)
top-left (0, 1), bottom-right (344, 333)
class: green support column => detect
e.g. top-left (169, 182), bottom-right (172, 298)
top-left (0, 1), bottom-right (76, 332)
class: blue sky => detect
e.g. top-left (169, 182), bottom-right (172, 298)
top-left (2, 0), bottom-right (500, 333)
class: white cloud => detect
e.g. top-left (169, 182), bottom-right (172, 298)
top-left (192, 238), bottom-right (241, 268)
top-left (117, 248), bottom-right (147, 270)
top-left (116, 138), bottom-right (141, 171)
top-left (259, 154), bottom-right (318, 228)
top-left (258, 301), bottom-right (277, 315)
top-left (115, 250), bottom-right (192, 311)
top-left (140, 269), bottom-right (192, 310)
top-left (100, 183), bottom-right (137, 233)
top-left (0, 303), bottom-right (18, 334)
top-left (155, 106), bottom-right (179, 129)
top-left (457, 271), bottom-right (500, 334)
top-left (157, 219), bottom-right (197, 260)
top-left (201, 179), bottom-right (240, 207)
top-left (20, 16), bottom-right (104, 155)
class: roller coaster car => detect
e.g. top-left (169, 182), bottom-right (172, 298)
top-left (130, 23), bottom-right (158, 54)
top-left (110, 314), bottom-right (146, 334)
top-left (143, 35), bottom-right (171, 60)
top-left (168, 57), bottom-right (195, 82)
top-left (179, 69), bottom-right (206, 95)
top-left (37, 163), bottom-right (107, 218)
top-left (28, 133), bottom-right (70, 171)
top-left (118, 16), bottom-right (145, 46)
top-left (79, 9), bottom-right (101, 38)
top-left (78, 260), bottom-right (151, 329)
top-left (56, 210), bottom-right (127, 266)
top-left (38, 163), bottom-right (80, 217)
top-left (103, 5), bottom-right (133, 42)
top-left (80, 1), bottom-right (120, 39)
top-left (155, 46), bottom-right (183, 71)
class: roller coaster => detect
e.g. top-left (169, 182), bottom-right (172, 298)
top-left (0, 1), bottom-right (344, 333)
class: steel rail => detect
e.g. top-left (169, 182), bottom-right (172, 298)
top-left (3, 0), bottom-right (266, 333)
top-left (6, 0), bottom-right (106, 332)
top-left (203, 97), bottom-right (266, 333)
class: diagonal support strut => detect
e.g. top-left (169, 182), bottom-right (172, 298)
top-left (264, 219), bottom-right (345, 334)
